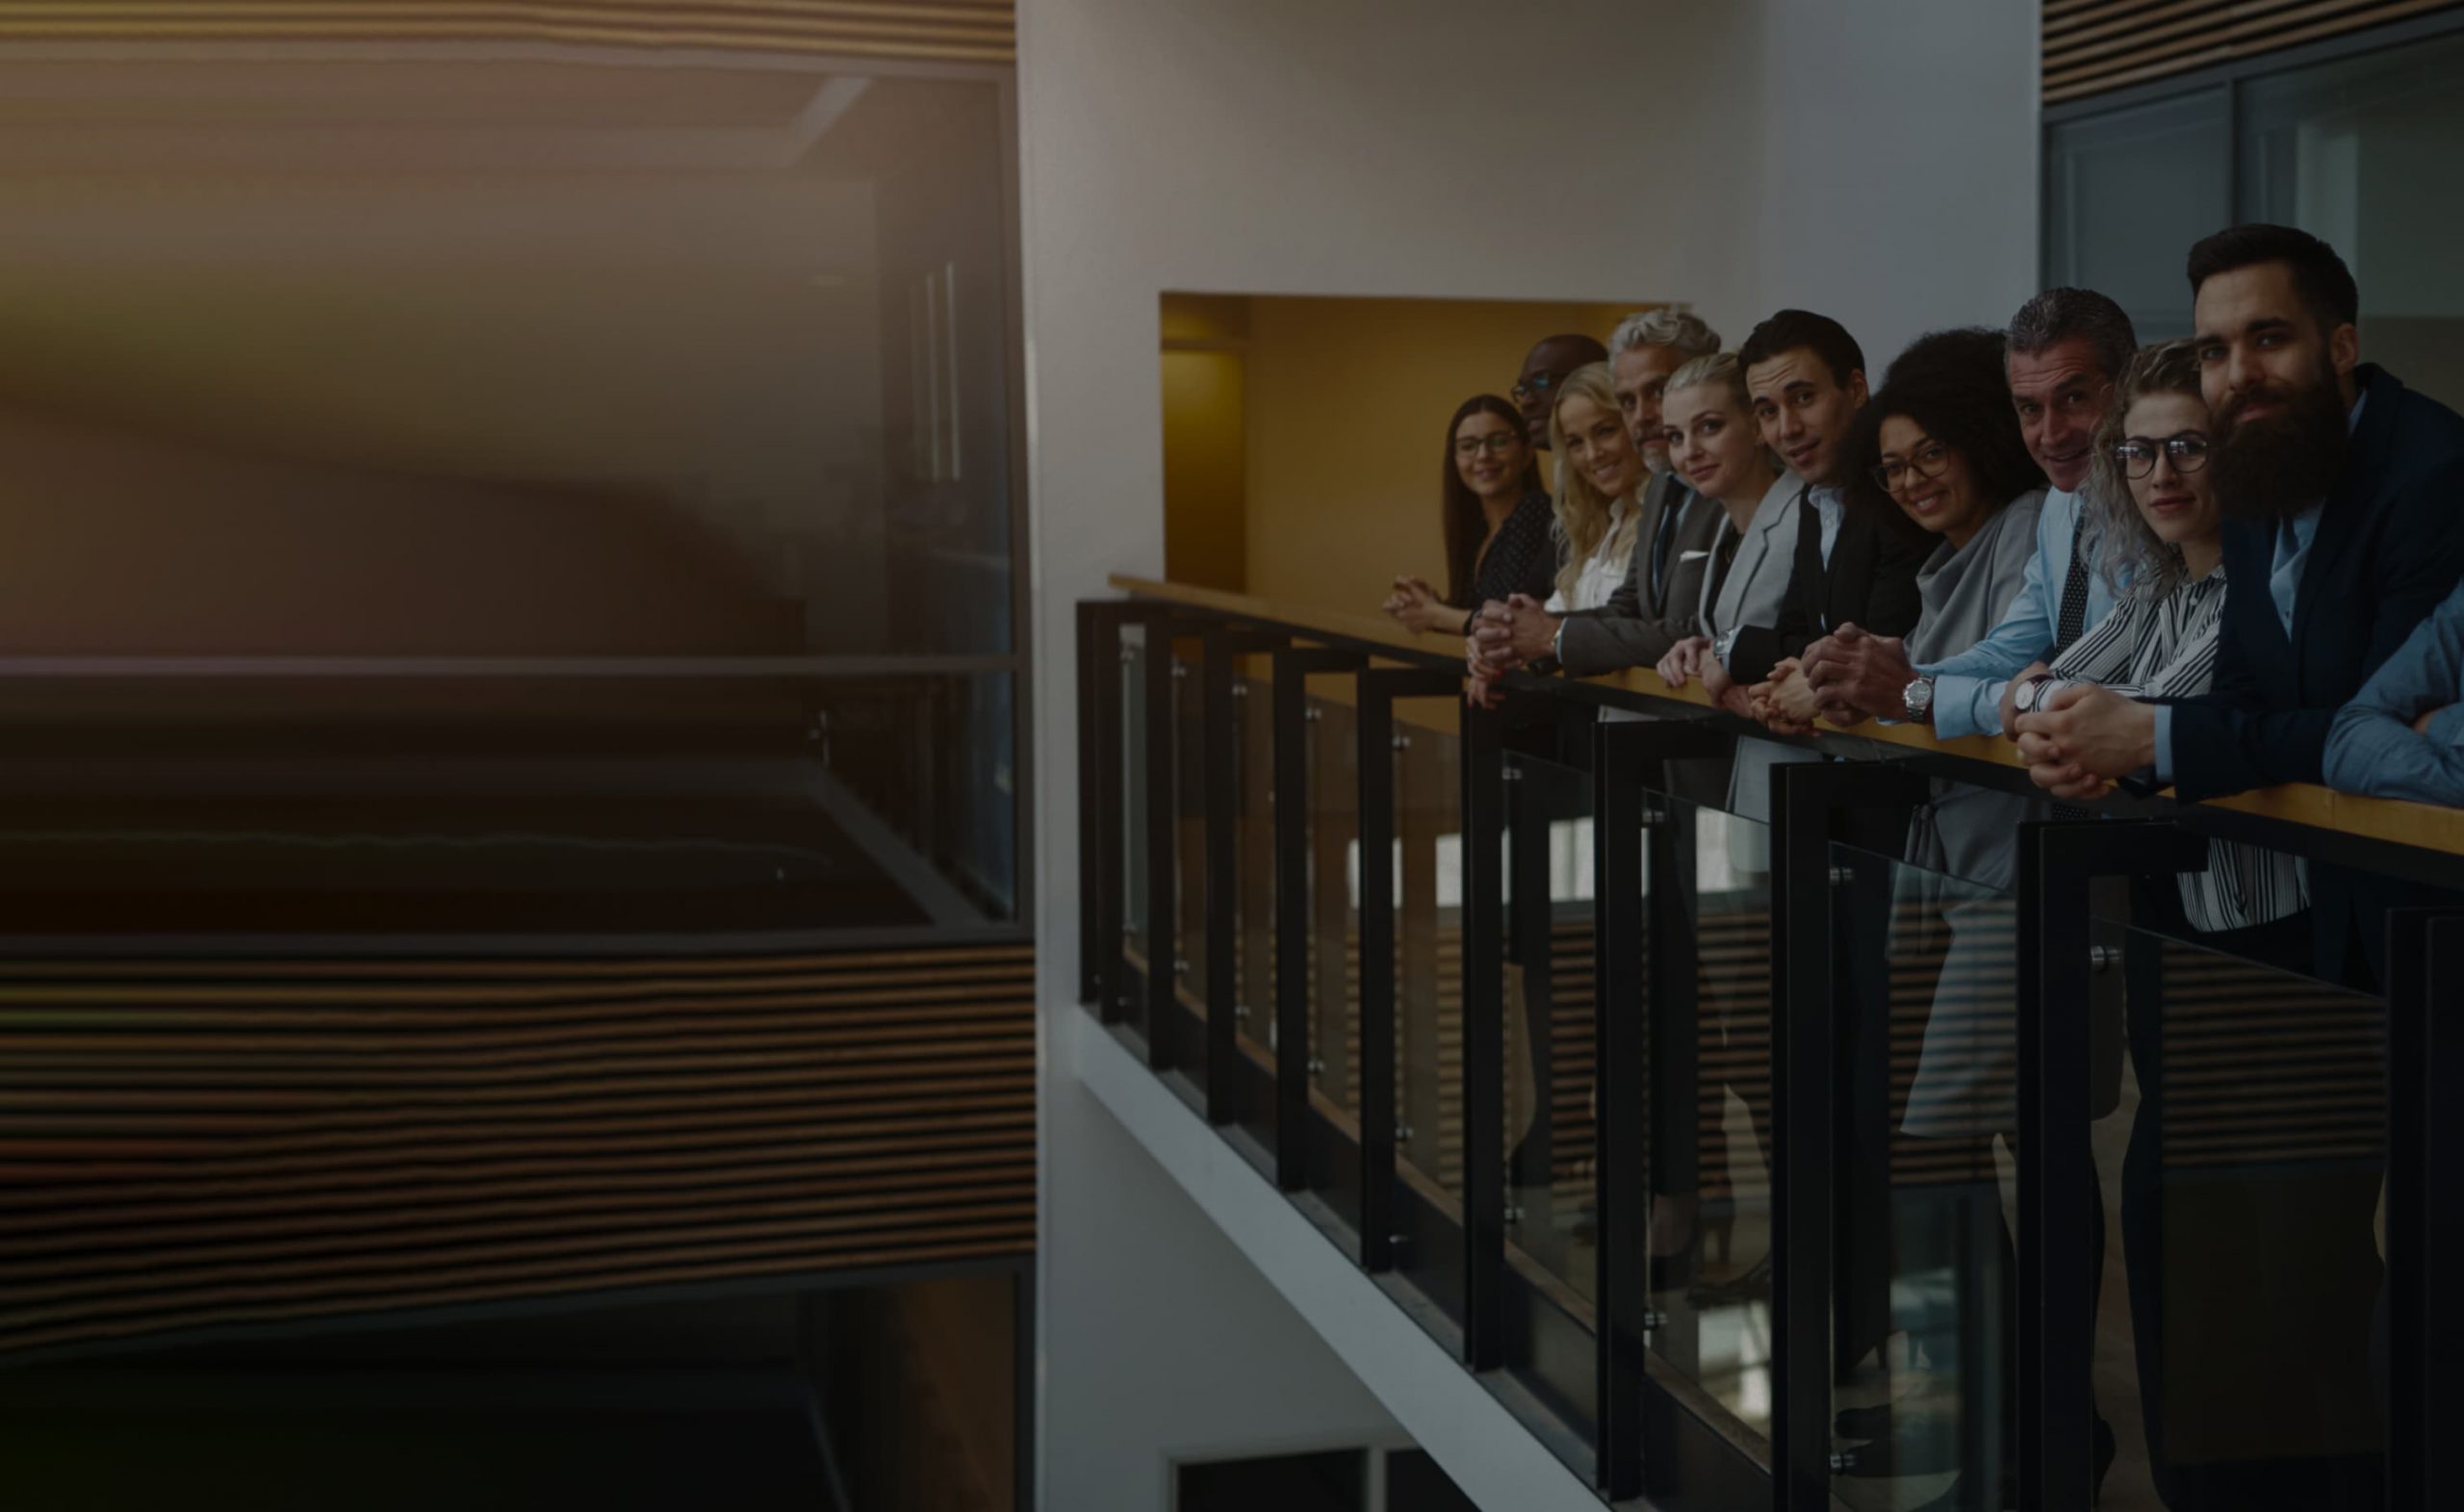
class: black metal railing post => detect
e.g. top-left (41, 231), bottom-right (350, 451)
top-left (1769, 759), bottom-right (1929, 1512)
top-left (1271, 647), bottom-right (1359, 1192)
top-left (1462, 693), bottom-right (1507, 1371)
top-left (2385, 906), bottom-right (2464, 1512)
top-left (1357, 667), bottom-right (1457, 1274)
top-left (1202, 627), bottom-right (1287, 1126)
top-left (2015, 819), bottom-right (2201, 1512)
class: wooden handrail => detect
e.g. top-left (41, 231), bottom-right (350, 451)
top-left (1108, 574), bottom-right (2464, 862)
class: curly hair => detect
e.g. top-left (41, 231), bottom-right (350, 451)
top-left (2086, 339), bottom-right (2208, 601)
top-left (1844, 326), bottom-right (2045, 537)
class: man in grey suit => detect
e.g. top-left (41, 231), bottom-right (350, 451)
top-left (1471, 308), bottom-right (1726, 677)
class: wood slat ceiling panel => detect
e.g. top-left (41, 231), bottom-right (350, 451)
top-left (2047, 0), bottom-right (2460, 102)
top-left (0, 1), bottom-right (1015, 64)
top-left (0, 941), bottom-right (1035, 1363)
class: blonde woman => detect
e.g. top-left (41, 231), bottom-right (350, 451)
top-left (1464, 362), bottom-right (1640, 702)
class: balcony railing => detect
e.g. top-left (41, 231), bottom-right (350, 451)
top-left (1076, 576), bottom-right (2463, 1512)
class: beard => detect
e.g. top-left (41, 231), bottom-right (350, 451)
top-left (2208, 356), bottom-right (2349, 524)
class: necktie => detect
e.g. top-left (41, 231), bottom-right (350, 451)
top-left (1649, 478), bottom-right (1686, 608)
top-left (2050, 511), bottom-right (2092, 657)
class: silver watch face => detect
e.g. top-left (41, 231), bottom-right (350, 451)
top-left (1903, 677), bottom-right (1933, 719)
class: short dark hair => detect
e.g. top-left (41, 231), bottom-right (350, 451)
top-left (1738, 309), bottom-right (1865, 390)
top-left (2186, 222), bottom-right (2359, 331)
top-left (2007, 287), bottom-right (2138, 380)
top-left (1846, 325), bottom-right (2046, 533)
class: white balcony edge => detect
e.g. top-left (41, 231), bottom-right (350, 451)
top-left (1066, 1009), bottom-right (1625, 1512)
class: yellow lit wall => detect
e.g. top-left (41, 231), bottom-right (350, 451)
top-left (1159, 295), bottom-right (1251, 592)
top-left (1195, 295), bottom-right (1646, 615)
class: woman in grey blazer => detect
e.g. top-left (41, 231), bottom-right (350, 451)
top-left (1651, 353), bottom-right (1803, 835)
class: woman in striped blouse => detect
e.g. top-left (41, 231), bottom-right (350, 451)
top-left (2006, 338), bottom-right (2309, 937)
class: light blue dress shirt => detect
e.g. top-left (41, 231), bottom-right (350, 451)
top-left (2323, 578), bottom-right (2464, 804)
top-left (1809, 485), bottom-right (1845, 569)
top-left (2153, 393), bottom-right (2367, 782)
top-left (1913, 486), bottom-right (2116, 739)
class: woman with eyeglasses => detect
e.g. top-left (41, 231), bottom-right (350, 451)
top-left (1828, 328), bottom-right (2054, 1512)
top-left (1382, 394), bottom-right (1553, 635)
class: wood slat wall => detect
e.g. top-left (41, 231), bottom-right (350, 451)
top-left (0, 2), bottom-right (1016, 64)
top-left (0, 942), bottom-right (1035, 1363)
top-left (2045, 0), bottom-right (2461, 103)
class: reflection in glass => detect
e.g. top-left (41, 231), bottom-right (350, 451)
top-left (2043, 90), bottom-right (2229, 342)
top-left (2088, 888), bottom-right (2388, 1510)
top-left (1637, 776), bottom-right (1776, 1447)
top-left (1120, 627), bottom-right (1149, 984)
top-left (1392, 699), bottom-right (1467, 1322)
top-left (1230, 668), bottom-right (1279, 1157)
top-left (2241, 30), bottom-right (2464, 413)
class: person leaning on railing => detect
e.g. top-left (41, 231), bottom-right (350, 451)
top-left (1460, 364), bottom-right (1642, 705)
top-left (1794, 287), bottom-right (2139, 733)
top-left (1465, 310), bottom-right (1726, 679)
top-left (1382, 394), bottom-right (1554, 636)
top-left (2324, 577), bottom-right (2464, 806)
top-left (2011, 224), bottom-right (2464, 990)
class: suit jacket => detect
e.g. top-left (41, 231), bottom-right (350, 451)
top-left (1699, 471), bottom-right (1806, 647)
top-left (1726, 484), bottom-right (1933, 686)
top-left (1555, 472), bottom-right (1723, 675)
top-left (2168, 364), bottom-right (2464, 980)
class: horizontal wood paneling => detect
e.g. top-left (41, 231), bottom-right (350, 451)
top-left (2045, 0), bottom-right (2462, 103)
top-left (0, 1), bottom-right (1015, 64)
top-left (0, 941), bottom-right (1034, 1362)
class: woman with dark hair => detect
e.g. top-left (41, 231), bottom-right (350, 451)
top-left (1818, 329), bottom-right (2057, 1512)
top-left (1382, 394), bottom-right (1552, 634)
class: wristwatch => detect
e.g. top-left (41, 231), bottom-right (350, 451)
top-left (1711, 628), bottom-right (1739, 666)
top-left (2012, 674), bottom-right (2058, 715)
top-left (1901, 674), bottom-right (1937, 724)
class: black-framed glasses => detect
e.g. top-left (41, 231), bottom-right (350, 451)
top-left (1870, 439), bottom-right (1956, 494)
top-left (1509, 372), bottom-right (1562, 403)
top-left (2112, 432), bottom-right (2212, 479)
top-left (1453, 432), bottom-right (1523, 458)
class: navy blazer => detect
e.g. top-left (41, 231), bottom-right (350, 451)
top-left (2169, 364), bottom-right (2464, 977)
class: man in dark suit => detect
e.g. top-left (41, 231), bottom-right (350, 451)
top-left (1719, 311), bottom-right (1933, 726)
top-left (2016, 223), bottom-right (2464, 986)
top-left (1470, 309), bottom-right (1724, 676)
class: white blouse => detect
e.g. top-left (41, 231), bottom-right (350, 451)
top-left (1545, 499), bottom-right (1635, 615)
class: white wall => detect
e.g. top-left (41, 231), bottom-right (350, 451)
top-left (1018, 2), bottom-right (2040, 1505)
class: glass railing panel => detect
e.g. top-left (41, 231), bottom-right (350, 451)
top-left (1391, 695), bottom-right (1466, 1323)
top-left (1167, 633), bottom-right (1208, 1091)
top-left (2089, 884), bottom-right (2387, 1510)
top-left (1118, 624), bottom-right (1149, 1008)
top-left (1303, 684), bottom-right (1363, 1239)
top-left (1501, 747), bottom-right (1600, 1428)
top-left (1826, 832), bottom-right (2019, 1512)
top-left (1643, 775), bottom-right (1776, 1448)
top-left (1229, 663), bottom-right (1279, 1161)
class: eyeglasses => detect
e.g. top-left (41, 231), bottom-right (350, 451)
top-left (2111, 433), bottom-right (2211, 479)
top-left (1453, 433), bottom-right (1523, 458)
top-left (1509, 372), bottom-right (1562, 403)
top-left (1870, 440), bottom-right (1956, 494)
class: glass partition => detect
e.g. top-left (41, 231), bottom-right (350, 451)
top-left (1119, 625), bottom-right (1150, 1015)
top-left (1168, 635), bottom-right (1208, 1093)
top-left (1640, 769), bottom-right (1777, 1448)
top-left (2089, 880), bottom-right (2388, 1509)
top-left (1229, 661), bottom-right (1280, 1160)
top-left (1500, 749), bottom-right (1601, 1429)
top-left (1303, 682), bottom-right (1364, 1241)
top-left (1827, 828), bottom-right (2020, 1512)
top-left (1392, 697), bottom-right (1469, 1323)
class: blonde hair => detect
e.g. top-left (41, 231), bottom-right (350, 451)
top-left (1547, 362), bottom-right (1640, 603)
top-left (1661, 352), bottom-right (1784, 488)
top-left (2088, 338), bottom-right (2209, 601)
top-left (1664, 350), bottom-right (1750, 411)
